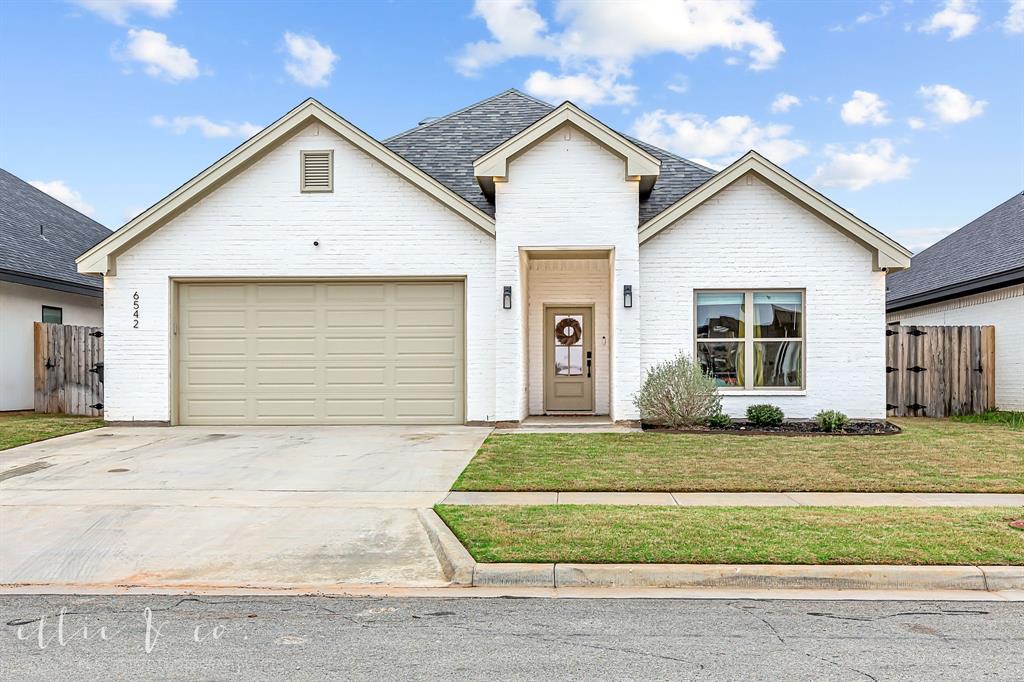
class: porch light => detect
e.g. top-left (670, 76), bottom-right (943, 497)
top-left (623, 285), bottom-right (633, 308)
top-left (503, 286), bottom-right (512, 309)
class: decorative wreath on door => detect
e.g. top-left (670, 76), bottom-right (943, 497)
top-left (554, 317), bottom-right (582, 345)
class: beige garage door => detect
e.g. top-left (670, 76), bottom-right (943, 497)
top-left (177, 281), bottom-right (464, 425)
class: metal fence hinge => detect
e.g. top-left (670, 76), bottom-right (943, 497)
top-left (907, 366), bottom-right (928, 373)
top-left (89, 330), bottom-right (104, 338)
top-left (89, 403), bottom-right (104, 410)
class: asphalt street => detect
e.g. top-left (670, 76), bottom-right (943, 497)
top-left (2, 595), bottom-right (1021, 680)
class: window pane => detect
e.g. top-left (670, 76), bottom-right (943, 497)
top-left (697, 342), bottom-right (744, 387)
top-left (42, 306), bottom-right (62, 324)
top-left (696, 292), bottom-right (744, 339)
top-left (755, 341), bottom-right (802, 387)
top-left (754, 292), bottom-right (802, 338)
top-left (568, 346), bottom-right (582, 375)
top-left (555, 346), bottom-right (569, 375)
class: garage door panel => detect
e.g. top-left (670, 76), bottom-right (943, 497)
top-left (326, 309), bottom-right (387, 328)
top-left (178, 281), bottom-right (464, 425)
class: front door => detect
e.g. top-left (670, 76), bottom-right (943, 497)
top-left (544, 307), bottom-right (594, 412)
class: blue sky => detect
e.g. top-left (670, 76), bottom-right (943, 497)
top-left (1, 0), bottom-right (1021, 252)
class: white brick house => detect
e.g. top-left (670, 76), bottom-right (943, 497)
top-left (77, 91), bottom-right (911, 425)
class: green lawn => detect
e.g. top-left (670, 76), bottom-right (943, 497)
top-left (0, 411), bottom-right (103, 451)
top-left (453, 418), bottom-right (1024, 493)
top-left (436, 505), bottom-right (1024, 565)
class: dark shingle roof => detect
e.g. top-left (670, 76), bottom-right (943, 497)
top-left (382, 89), bottom-right (713, 226)
top-left (0, 168), bottom-right (111, 292)
top-left (886, 191), bottom-right (1024, 308)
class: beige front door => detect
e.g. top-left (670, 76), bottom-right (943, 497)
top-left (544, 307), bottom-right (594, 412)
top-left (177, 280), bottom-right (464, 425)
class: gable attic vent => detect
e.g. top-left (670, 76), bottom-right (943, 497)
top-left (300, 150), bottom-right (333, 192)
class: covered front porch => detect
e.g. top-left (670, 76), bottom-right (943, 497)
top-left (521, 248), bottom-right (615, 418)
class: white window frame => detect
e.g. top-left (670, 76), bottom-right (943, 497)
top-left (694, 289), bottom-right (806, 392)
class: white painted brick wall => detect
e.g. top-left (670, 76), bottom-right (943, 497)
top-left (640, 175), bottom-right (888, 419)
top-left (889, 284), bottom-right (1024, 410)
top-left (494, 125), bottom-right (641, 420)
top-left (104, 122), bottom-right (495, 423)
top-left (527, 259), bottom-right (610, 414)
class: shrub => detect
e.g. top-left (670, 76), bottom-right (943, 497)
top-left (815, 409), bottom-right (850, 432)
top-left (634, 352), bottom-right (722, 428)
top-left (746, 403), bottom-right (784, 427)
top-left (707, 413), bottom-right (732, 429)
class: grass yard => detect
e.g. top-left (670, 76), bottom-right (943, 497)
top-left (436, 505), bottom-right (1024, 565)
top-left (453, 418), bottom-right (1024, 493)
top-left (0, 411), bottom-right (103, 451)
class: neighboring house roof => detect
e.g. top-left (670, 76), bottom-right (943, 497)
top-left (0, 168), bottom-right (110, 297)
top-left (887, 191), bottom-right (1024, 311)
top-left (384, 89), bottom-right (714, 225)
top-left (638, 151), bottom-right (912, 271)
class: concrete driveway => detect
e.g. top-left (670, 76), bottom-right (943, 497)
top-left (0, 425), bottom-right (490, 590)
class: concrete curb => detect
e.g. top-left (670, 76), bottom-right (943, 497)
top-left (417, 509), bottom-right (475, 586)
top-left (469, 562), bottom-right (1024, 591)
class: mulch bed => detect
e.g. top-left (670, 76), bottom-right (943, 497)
top-left (643, 420), bottom-right (901, 436)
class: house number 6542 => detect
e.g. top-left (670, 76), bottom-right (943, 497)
top-left (132, 291), bottom-right (140, 328)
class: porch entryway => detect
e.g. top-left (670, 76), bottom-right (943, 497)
top-left (524, 251), bottom-right (612, 416)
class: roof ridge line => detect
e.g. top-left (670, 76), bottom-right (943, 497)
top-left (624, 134), bottom-right (717, 174)
top-left (382, 88), bottom-right (554, 143)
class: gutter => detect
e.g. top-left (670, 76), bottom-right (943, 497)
top-left (887, 266), bottom-right (1024, 312)
top-left (0, 269), bottom-right (104, 298)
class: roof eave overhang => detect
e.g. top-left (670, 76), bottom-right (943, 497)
top-left (638, 151), bottom-right (913, 272)
top-left (77, 99), bottom-right (496, 276)
top-left (0, 269), bottom-right (103, 298)
top-left (473, 102), bottom-right (660, 201)
top-left (887, 267), bottom-right (1024, 312)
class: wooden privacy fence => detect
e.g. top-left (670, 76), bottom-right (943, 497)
top-left (886, 324), bottom-right (995, 417)
top-left (33, 322), bottom-right (104, 416)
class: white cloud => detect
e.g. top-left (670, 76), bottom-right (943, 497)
top-left (811, 139), bottom-right (914, 191)
top-left (666, 74), bottom-right (689, 94)
top-left (150, 114), bottom-right (261, 138)
top-left (282, 32), bottom-right (338, 88)
top-left (840, 90), bottom-right (891, 125)
top-left (524, 69), bottom-right (637, 105)
top-left (456, 0), bottom-right (783, 105)
top-left (857, 2), bottom-right (892, 24)
top-left (771, 93), bottom-right (800, 113)
top-left (632, 110), bottom-right (808, 166)
top-left (73, 0), bottom-right (175, 25)
top-left (28, 180), bottom-right (96, 216)
top-left (1007, 0), bottom-right (1024, 33)
top-left (918, 84), bottom-right (987, 123)
top-left (907, 117), bottom-right (926, 129)
top-left (121, 28), bottom-right (198, 81)
top-left (920, 0), bottom-right (979, 40)
top-left (890, 225), bottom-right (959, 253)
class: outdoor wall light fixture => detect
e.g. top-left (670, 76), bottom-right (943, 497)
top-left (503, 286), bottom-right (512, 309)
top-left (623, 285), bottom-right (633, 308)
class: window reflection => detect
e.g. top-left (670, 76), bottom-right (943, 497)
top-left (696, 293), bottom-right (744, 338)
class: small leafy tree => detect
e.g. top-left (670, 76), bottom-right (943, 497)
top-left (634, 352), bottom-right (722, 428)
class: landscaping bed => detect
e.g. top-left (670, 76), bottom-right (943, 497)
top-left (436, 504), bottom-right (1024, 565)
top-left (453, 418), bottom-right (1024, 492)
top-left (0, 411), bottom-right (103, 452)
top-left (643, 419), bottom-right (900, 436)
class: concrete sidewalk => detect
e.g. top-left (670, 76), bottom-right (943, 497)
top-left (441, 491), bottom-right (1024, 506)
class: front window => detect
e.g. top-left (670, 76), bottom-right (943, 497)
top-left (696, 291), bottom-right (804, 389)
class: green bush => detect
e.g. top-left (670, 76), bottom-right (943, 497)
top-left (634, 352), bottom-right (722, 428)
top-left (707, 413), bottom-right (732, 429)
top-left (815, 409), bottom-right (850, 432)
top-left (746, 403), bottom-right (784, 427)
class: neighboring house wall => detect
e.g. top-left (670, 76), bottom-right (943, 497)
top-left (887, 283), bottom-right (1024, 411)
top-left (0, 281), bottom-right (102, 411)
top-left (640, 175), bottom-right (887, 419)
top-left (103, 122), bottom-right (496, 423)
top-left (494, 124), bottom-right (641, 421)
top-left (527, 258), bottom-right (610, 415)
